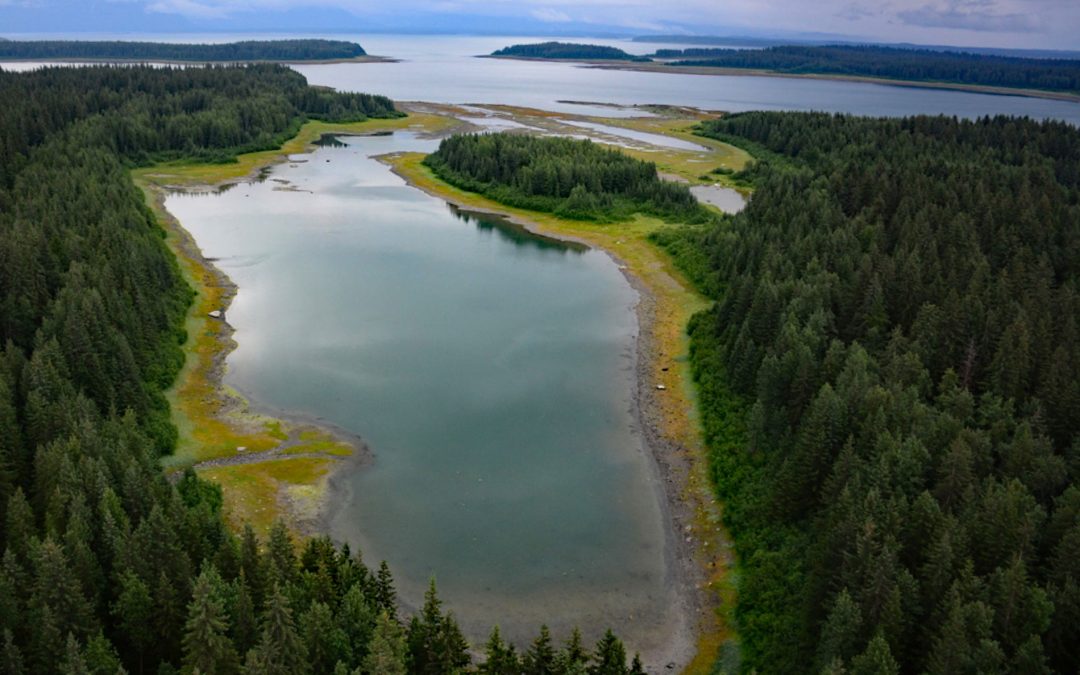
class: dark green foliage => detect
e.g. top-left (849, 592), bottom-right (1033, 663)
top-left (655, 111), bottom-right (1080, 672)
top-left (363, 611), bottom-right (407, 675)
top-left (491, 42), bottom-right (650, 62)
top-left (522, 625), bottom-right (556, 674)
top-left (482, 627), bottom-right (521, 675)
top-left (669, 44), bottom-right (1080, 93)
top-left (182, 568), bottom-right (238, 675)
top-left (587, 630), bottom-right (627, 675)
top-left (424, 133), bottom-right (715, 223)
top-left (0, 63), bottom-right (638, 674)
top-left (406, 580), bottom-right (470, 675)
top-left (242, 584), bottom-right (306, 675)
top-left (0, 39), bottom-right (367, 62)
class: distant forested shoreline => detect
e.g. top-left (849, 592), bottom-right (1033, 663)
top-left (0, 38), bottom-right (369, 62)
top-left (490, 42), bottom-right (650, 62)
top-left (664, 45), bottom-right (1080, 94)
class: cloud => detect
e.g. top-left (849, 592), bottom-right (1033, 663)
top-left (530, 7), bottom-right (571, 22)
top-left (146, 0), bottom-right (230, 18)
top-left (898, 0), bottom-right (1040, 32)
top-left (2, 0), bottom-right (1079, 50)
top-left (837, 3), bottom-right (881, 21)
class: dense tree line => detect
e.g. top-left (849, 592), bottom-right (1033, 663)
top-left (653, 48), bottom-right (745, 59)
top-left (0, 64), bottom-right (399, 172)
top-left (489, 42), bottom-right (650, 62)
top-left (424, 133), bottom-right (713, 223)
top-left (0, 39), bottom-right (367, 62)
top-left (653, 112), bottom-right (1080, 673)
top-left (671, 45), bottom-right (1080, 93)
top-left (0, 64), bottom-right (640, 673)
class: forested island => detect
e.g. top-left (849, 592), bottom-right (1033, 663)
top-left (0, 39), bottom-right (370, 62)
top-left (666, 45), bottom-right (1080, 94)
top-left (423, 133), bottom-right (712, 222)
top-left (0, 64), bottom-right (643, 674)
top-left (489, 42), bottom-right (650, 62)
top-left (650, 112), bottom-right (1080, 673)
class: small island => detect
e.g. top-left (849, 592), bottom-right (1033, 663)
top-left (489, 41), bottom-right (651, 62)
top-left (423, 133), bottom-right (712, 222)
top-left (0, 38), bottom-right (381, 62)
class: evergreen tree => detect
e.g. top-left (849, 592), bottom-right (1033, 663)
top-left (83, 632), bottom-right (123, 675)
top-left (558, 628), bottom-right (589, 673)
top-left (482, 626), bottom-right (520, 675)
top-left (1, 629), bottom-right (24, 675)
top-left (588, 630), bottom-right (627, 675)
top-left (111, 570), bottom-right (154, 674)
top-left (243, 585), bottom-right (306, 675)
top-left (850, 634), bottom-right (900, 675)
top-left (182, 569), bottom-right (238, 675)
top-left (60, 633), bottom-right (91, 675)
top-left (360, 611), bottom-right (406, 675)
top-left (523, 624), bottom-right (556, 675)
top-left (300, 601), bottom-right (350, 674)
top-left (265, 521), bottom-right (297, 589)
top-left (374, 561), bottom-right (396, 615)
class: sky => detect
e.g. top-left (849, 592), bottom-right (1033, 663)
top-left (1, 0), bottom-right (1079, 50)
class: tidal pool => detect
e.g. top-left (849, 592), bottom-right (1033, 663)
top-left (691, 184), bottom-right (747, 213)
top-left (165, 132), bottom-right (682, 656)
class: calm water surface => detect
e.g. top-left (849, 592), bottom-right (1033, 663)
top-left (3, 33), bottom-right (1079, 123)
top-left (8, 31), bottom-right (1077, 656)
top-left (164, 133), bottom-right (679, 650)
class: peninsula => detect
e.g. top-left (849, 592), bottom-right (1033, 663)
top-left (0, 38), bottom-right (389, 63)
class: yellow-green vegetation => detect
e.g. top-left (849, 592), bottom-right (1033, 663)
top-left (460, 104), bottom-right (751, 191)
top-left (599, 116), bottom-right (752, 185)
top-left (136, 112), bottom-right (455, 537)
top-left (198, 456), bottom-right (336, 534)
top-left (133, 113), bottom-right (457, 187)
top-left (385, 150), bottom-right (737, 674)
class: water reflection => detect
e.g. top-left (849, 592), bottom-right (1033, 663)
top-left (313, 133), bottom-right (349, 148)
top-left (449, 205), bottom-right (588, 254)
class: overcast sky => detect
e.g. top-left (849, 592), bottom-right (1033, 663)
top-left (2, 0), bottom-right (1079, 50)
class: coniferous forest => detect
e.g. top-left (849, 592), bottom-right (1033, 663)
top-left (424, 133), bottom-right (714, 222)
top-left (0, 39), bottom-right (369, 62)
top-left (668, 45), bottom-right (1080, 94)
top-left (0, 64), bottom-right (643, 674)
top-left (653, 112), bottom-right (1080, 673)
top-left (490, 43), bottom-right (650, 62)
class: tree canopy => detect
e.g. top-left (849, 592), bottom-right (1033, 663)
top-left (0, 64), bottom-right (637, 673)
top-left (424, 132), bottom-right (714, 223)
top-left (653, 111), bottom-right (1080, 673)
top-left (0, 39), bottom-right (368, 62)
top-left (490, 42), bottom-right (650, 62)
top-left (668, 44), bottom-right (1080, 93)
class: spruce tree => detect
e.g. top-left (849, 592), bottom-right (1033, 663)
top-left (558, 628), bottom-right (589, 673)
top-left (181, 569), bottom-right (237, 675)
top-left (111, 570), bottom-right (153, 674)
top-left (265, 521), bottom-right (297, 588)
top-left (850, 634), bottom-right (900, 675)
top-left (360, 611), bottom-right (407, 675)
top-left (244, 584), bottom-right (307, 675)
top-left (482, 626), bottom-right (520, 675)
top-left (588, 630), bottom-right (627, 675)
top-left (374, 561), bottom-right (396, 615)
top-left (523, 624), bottom-right (556, 674)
